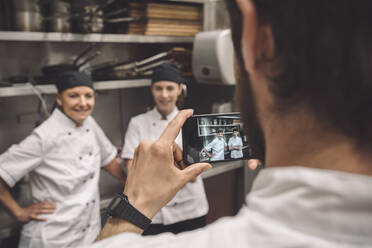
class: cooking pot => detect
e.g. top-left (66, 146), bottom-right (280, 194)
top-left (0, 0), bottom-right (13, 30)
top-left (41, 64), bottom-right (77, 76)
top-left (13, 0), bottom-right (43, 31)
top-left (70, 0), bottom-right (129, 33)
top-left (48, 16), bottom-right (70, 32)
top-left (14, 11), bottom-right (43, 31)
top-left (44, 0), bottom-right (71, 32)
top-left (13, 0), bottom-right (40, 12)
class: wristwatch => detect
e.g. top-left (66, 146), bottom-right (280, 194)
top-left (106, 193), bottom-right (152, 230)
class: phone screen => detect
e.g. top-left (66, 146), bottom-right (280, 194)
top-left (182, 112), bottom-right (252, 165)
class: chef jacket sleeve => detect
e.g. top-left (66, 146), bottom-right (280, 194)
top-left (238, 137), bottom-right (243, 146)
top-left (0, 132), bottom-right (43, 188)
top-left (121, 118), bottom-right (140, 160)
top-left (204, 139), bottom-right (215, 152)
top-left (91, 120), bottom-right (117, 167)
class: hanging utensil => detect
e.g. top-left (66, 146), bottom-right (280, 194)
top-left (103, 8), bottom-right (128, 18)
top-left (134, 59), bottom-right (173, 73)
top-left (76, 50), bottom-right (102, 68)
top-left (104, 17), bottom-right (136, 24)
top-left (73, 44), bottom-right (97, 67)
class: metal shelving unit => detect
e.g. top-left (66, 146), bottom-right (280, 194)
top-left (0, 79), bottom-right (151, 97)
top-left (0, 31), bottom-right (195, 43)
top-left (0, 1), bottom-right (212, 43)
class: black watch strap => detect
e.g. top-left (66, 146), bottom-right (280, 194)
top-left (107, 193), bottom-right (152, 230)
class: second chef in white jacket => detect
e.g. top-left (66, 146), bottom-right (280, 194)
top-left (0, 71), bottom-right (124, 248)
top-left (122, 63), bottom-right (209, 235)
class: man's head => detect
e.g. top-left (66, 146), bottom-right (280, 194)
top-left (233, 128), bottom-right (239, 137)
top-left (151, 63), bottom-right (183, 117)
top-left (227, 0), bottom-right (372, 162)
top-left (217, 129), bottom-right (224, 139)
top-left (55, 71), bottom-right (95, 126)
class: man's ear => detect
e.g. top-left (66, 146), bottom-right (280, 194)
top-left (236, 0), bottom-right (259, 73)
top-left (56, 93), bottom-right (62, 106)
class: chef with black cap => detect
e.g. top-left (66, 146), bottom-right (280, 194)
top-left (0, 71), bottom-right (124, 248)
top-left (122, 62), bottom-right (209, 235)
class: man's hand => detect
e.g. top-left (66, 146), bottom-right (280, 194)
top-left (15, 202), bottom-right (56, 222)
top-left (123, 109), bottom-right (212, 220)
top-left (247, 159), bottom-right (262, 170)
top-left (96, 110), bottom-right (211, 241)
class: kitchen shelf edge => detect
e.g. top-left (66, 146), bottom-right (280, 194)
top-left (0, 31), bottom-right (195, 43)
top-left (0, 79), bottom-right (151, 97)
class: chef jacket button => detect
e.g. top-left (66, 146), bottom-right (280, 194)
top-left (82, 228), bottom-right (86, 232)
top-left (152, 122), bottom-right (156, 126)
top-left (68, 132), bottom-right (71, 135)
top-left (87, 224), bottom-right (90, 228)
top-left (90, 174), bottom-right (94, 179)
top-left (79, 156), bottom-right (82, 160)
top-left (86, 129), bottom-right (90, 132)
top-left (89, 152), bottom-right (92, 156)
top-left (83, 179), bottom-right (87, 183)
top-left (92, 199), bottom-right (96, 203)
top-left (86, 202), bottom-right (89, 206)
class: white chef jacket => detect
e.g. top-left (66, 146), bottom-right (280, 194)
top-left (228, 136), bottom-right (243, 159)
top-left (204, 137), bottom-right (227, 161)
top-left (0, 108), bottom-right (117, 248)
top-left (122, 107), bottom-right (209, 225)
top-left (92, 166), bottom-right (372, 248)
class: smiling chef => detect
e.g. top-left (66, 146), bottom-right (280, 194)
top-left (121, 62), bottom-right (209, 235)
top-left (0, 71), bottom-right (124, 248)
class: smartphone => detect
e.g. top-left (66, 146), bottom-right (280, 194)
top-left (182, 112), bottom-right (252, 165)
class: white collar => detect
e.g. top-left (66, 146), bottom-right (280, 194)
top-left (52, 108), bottom-right (89, 129)
top-left (151, 107), bottom-right (179, 121)
top-left (247, 167), bottom-right (372, 243)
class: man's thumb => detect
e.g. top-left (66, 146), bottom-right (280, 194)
top-left (181, 163), bottom-right (212, 184)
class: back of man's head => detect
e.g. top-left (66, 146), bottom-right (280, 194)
top-left (227, 0), bottom-right (372, 149)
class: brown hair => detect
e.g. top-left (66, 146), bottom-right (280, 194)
top-left (227, 0), bottom-right (372, 148)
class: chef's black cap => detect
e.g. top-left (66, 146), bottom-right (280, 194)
top-left (151, 62), bottom-right (182, 85)
top-left (55, 71), bottom-right (94, 93)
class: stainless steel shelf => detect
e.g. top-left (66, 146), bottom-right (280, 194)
top-left (0, 31), bottom-right (195, 43)
top-left (0, 79), bottom-right (151, 97)
top-left (167, 0), bottom-right (209, 3)
top-left (199, 125), bottom-right (238, 127)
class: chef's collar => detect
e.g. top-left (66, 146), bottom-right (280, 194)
top-left (54, 107), bottom-right (89, 129)
top-left (153, 107), bottom-right (178, 121)
top-left (55, 71), bottom-right (94, 93)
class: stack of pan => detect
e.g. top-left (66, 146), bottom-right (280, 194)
top-left (34, 45), bottom-right (101, 84)
top-left (90, 47), bottom-right (192, 81)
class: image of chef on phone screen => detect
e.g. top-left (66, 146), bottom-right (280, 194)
top-left (201, 129), bottom-right (227, 161)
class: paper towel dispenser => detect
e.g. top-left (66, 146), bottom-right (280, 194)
top-left (192, 29), bottom-right (235, 85)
